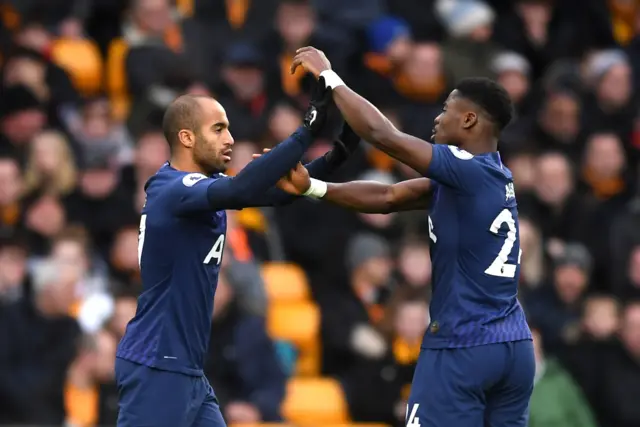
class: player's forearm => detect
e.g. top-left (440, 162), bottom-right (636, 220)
top-left (322, 70), bottom-right (433, 173)
top-left (242, 155), bottom-right (337, 207)
top-left (330, 84), bottom-right (399, 152)
top-left (323, 181), bottom-right (396, 214)
top-left (208, 127), bottom-right (313, 209)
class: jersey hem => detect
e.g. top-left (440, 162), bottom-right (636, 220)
top-left (421, 332), bottom-right (533, 349)
top-left (116, 351), bottom-right (204, 377)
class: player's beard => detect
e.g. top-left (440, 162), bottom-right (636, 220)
top-left (193, 134), bottom-right (227, 175)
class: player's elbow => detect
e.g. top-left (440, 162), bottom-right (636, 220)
top-left (378, 186), bottom-right (398, 214)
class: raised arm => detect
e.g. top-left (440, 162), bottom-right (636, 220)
top-left (291, 47), bottom-right (434, 175)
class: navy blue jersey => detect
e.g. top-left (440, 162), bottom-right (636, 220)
top-left (422, 144), bottom-right (531, 348)
top-left (117, 164), bottom-right (227, 376)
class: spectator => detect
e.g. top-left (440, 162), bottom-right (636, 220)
top-left (528, 327), bottom-right (598, 427)
top-left (517, 216), bottom-right (545, 293)
top-left (0, 154), bottom-right (24, 234)
top-left (593, 301), bottom-right (640, 427)
top-left (492, 51), bottom-right (533, 115)
top-left (23, 130), bottom-right (78, 198)
top-left (528, 152), bottom-right (593, 245)
top-left (343, 287), bottom-right (428, 426)
top-left (205, 270), bottom-right (286, 423)
top-left (0, 257), bottom-right (81, 425)
top-left (0, 232), bottom-right (29, 306)
top-left (436, 0), bottom-right (500, 83)
top-left (395, 238), bottom-right (431, 290)
top-left (0, 84), bottom-right (47, 162)
top-left (320, 233), bottom-right (394, 377)
top-left (526, 243), bottom-right (592, 352)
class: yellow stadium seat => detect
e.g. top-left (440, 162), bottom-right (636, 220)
top-left (283, 378), bottom-right (349, 424)
top-left (176, 0), bottom-right (194, 17)
top-left (65, 383), bottom-right (98, 426)
top-left (106, 38), bottom-right (131, 121)
top-left (267, 301), bottom-right (320, 376)
top-left (51, 38), bottom-right (103, 96)
top-left (262, 262), bottom-right (310, 303)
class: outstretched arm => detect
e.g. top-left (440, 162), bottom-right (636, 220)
top-left (171, 128), bottom-right (316, 214)
top-left (273, 162), bottom-right (432, 214)
top-left (244, 155), bottom-right (339, 207)
top-left (291, 47), bottom-right (434, 175)
top-left (323, 178), bottom-right (432, 213)
top-left (171, 79), bottom-right (336, 214)
top-left (245, 123), bottom-right (361, 207)
top-left (204, 127), bottom-right (316, 210)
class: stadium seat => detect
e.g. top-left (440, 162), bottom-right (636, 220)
top-left (267, 301), bottom-right (320, 376)
top-left (51, 38), bottom-right (103, 96)
top-left (262, 262), bottom-right (310, 303)
top-left (282, 378), bottom-right (350, 424)
top-left (106, 38), bottom-right (131, 120)
top-left (65, 383), bottom-right (98, 426)
top-left (176, 0), bottom-right (194, 17)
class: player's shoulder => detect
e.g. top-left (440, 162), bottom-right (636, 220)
top-left (146, 164), bottom-right (223, 193)
top-left (474, 151), bottom-right (513, 180)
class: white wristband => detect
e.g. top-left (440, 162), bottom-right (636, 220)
top-left (320, 70), bottom-right (345, 90)
top-left (302, 178), bottom-right (328, 199)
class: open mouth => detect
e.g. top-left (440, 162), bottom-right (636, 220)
top-left (222, 149), bottom-right (232, 162)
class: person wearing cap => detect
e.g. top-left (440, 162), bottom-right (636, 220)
top-left (492, 51), bottom-right (533, 113)
top-left (436, 0), bottom-right (501, 83)
top-left (321, 233), bottom-right (395, 378)
top-left (526, 243), bottom-right (593, 352)
top-left (0, 84), bottom-right (47, 161)
top-left (216, 41), bottom-right (271, 141)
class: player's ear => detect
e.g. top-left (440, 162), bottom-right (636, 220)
top-left (462, 112), bottom-right (478, 129)
top-left (178, 129), bottom-right (196, 148)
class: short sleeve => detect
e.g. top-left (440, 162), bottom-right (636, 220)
top-left (167, 173), bottom-right (216, 215)
top-left (425, 144), bottom-right (483, 192)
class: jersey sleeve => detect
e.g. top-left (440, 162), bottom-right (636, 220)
top-left (167, 173), bottom-right (218, 215)
top-left (425, 144), bottom-right (484, 192)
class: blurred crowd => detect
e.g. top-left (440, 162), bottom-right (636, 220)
top-left (0, 0), bottom-right (639, 426)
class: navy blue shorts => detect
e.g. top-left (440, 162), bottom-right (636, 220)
top-left (115, 358), bottom-right (226, 427)
top-left (407, 340), bottom-right (535, 427)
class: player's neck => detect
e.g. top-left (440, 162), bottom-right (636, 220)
top-left (169, 155), bottom-right (208, 176)
top-left (462, 136), bottom-right (498, 155)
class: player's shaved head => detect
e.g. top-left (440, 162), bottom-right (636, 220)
top-left (163, 94), bottom-right (234, 174)
top-left (162, 94), bottom-right (209, 151)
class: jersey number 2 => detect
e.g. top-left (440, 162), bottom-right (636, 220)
top-left (485, 209), bottom-right (522, 278)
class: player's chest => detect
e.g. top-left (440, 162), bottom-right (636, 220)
top-left (198, 210), bottom-right (228, 269)
top-left (187, 209), bottom-right (227, 235)
top-left (428, 188), bottom-right (459, 249)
